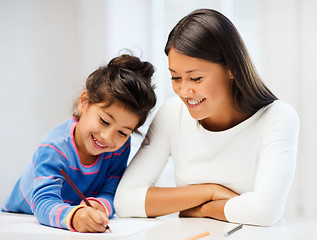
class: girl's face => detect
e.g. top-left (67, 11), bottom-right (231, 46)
top-left (168, 47), bottom-right (234, 124)
top-left (75, 92), bottom-right (139, 164)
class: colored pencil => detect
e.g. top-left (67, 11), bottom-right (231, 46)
top-left (224, 224), bottom-right (243, 236)
top-left (186, 231), bottom-right (210, 240)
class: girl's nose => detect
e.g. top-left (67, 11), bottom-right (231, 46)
top-left (100, 129), bottom-right (115, 148)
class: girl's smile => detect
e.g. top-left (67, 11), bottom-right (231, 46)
top-left (91, 135), bottom-right (108, 149)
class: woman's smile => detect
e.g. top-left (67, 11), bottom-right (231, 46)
top-left (186, 98), bottom-right (206, 108)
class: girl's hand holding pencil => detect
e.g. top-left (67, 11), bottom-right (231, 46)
top-left (72, 207), bottom-right (109, 233)
top-left (59, 169), bottom-right (111, 233)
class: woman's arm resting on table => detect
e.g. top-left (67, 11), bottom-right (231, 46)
top-left (145, 184), bottom-right (238, 217)
top-left (223, 103), bottom-right (299, 226)
top-left (179, 200), bottom-right (229, 221)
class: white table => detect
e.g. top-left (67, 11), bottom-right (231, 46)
top-left (0, 212), bottom-right (316, 240)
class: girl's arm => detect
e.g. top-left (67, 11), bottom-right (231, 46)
top-left (32, 146), bottom-right (108, 232)
top-left (88, 141), bottom-right (130, 218)
top-left (32, 147), bottom-right (82, 230)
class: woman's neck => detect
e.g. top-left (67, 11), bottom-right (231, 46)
top-left (199, 108), bottom-right (249, 132)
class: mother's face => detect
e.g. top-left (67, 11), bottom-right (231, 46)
top-left (168, 47), bottom-right (234, 122)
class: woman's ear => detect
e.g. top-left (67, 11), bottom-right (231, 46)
top-left (228, 69), bottom-right (234, 79)
top-left (78, 90), bottom-right (89, 114)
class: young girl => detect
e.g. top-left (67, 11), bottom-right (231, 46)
top-left (2, 54), bottom-right (157, 232)
top-left (114, 9), bottom-right (299, 226)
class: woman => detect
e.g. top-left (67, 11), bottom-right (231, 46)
top-left (114, 9), bottom-right (299, 226)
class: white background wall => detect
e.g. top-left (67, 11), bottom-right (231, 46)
top-left (0, 0), bottom-right (316, 218)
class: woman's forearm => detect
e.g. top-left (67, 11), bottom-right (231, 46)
top-left (176, 185), bottom-right (239, 221)
top-left (179, 199), bottom-right (228, 221)
top-left (145, 185), bottom-right (213, 217)
top-left (201, 200), bottom-right (228, 221)
top-left (145, 184), bottom-right (237, 217)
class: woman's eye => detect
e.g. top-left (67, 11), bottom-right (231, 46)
top-left (171, 76), bottom-right (181, 81)
top-left (100, 117), bottom-right (109, 125)
top-left (118, 131), bottom-right (127, 137)
top-left (191, 77), bottom-right (202, 81)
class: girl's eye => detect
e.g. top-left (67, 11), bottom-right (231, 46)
top-left (171, 76), bottom-right (181, 81)
top-left (118, 131), bottom-right (127, 137)
top-left (191, 77), bottom-right (202, 81)
top-left (100, 117), bottom-right (109, 125)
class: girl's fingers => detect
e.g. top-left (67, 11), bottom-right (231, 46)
top-left (73, 206), bottom-right (109, 232)
top-left (77, 208), bottom-right (107, 232)
top-left (80, 199), bottom-right (105, 213)
top-left (87, 208), bottom-right (109, 232)
top-left (89, 208), bottom-right (107, 223)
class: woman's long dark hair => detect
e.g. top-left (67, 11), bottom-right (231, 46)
top-left (165, 9), bottom-right (277, 115)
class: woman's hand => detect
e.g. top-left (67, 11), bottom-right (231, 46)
top-left (72, 207), bottom-right (109, 232)
top-left (145, 183), bottom-right (238, 217)
top-left (207, 184), bottom-right (239, 201)
top-left (179, 204), bottom-right (204, 218)
top-left (179, 199), bottom-right (228, 220)
top-left (179, 184), bottom-right (239, 221)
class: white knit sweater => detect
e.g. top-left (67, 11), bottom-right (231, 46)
top-left (114, 97), bottom-right (299, 226)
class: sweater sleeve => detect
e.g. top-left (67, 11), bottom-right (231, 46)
top-left (114, 103), bottom-right (172, 217)
top-left (90, 141), bottom-right (130, 218)
top-left (31, 145), bottom-right (82, 231)
top-left (224, 103), bottom-right (300, 226)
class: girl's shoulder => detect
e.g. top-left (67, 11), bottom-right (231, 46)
top-left (32, 119), bottom-right (77, 166)
top-left (39, 118), bottom-right (76, 147)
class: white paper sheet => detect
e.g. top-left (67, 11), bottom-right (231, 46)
top-left (0, 213), bottom-right (163, 237)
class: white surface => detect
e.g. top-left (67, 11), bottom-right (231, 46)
top-left (0, 212), bottom-right (316, 240)
top-left (0, 212), bottom-right (163, 238)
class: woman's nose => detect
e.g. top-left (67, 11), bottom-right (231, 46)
top-left (178, 81), bottom-right (194, 97)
